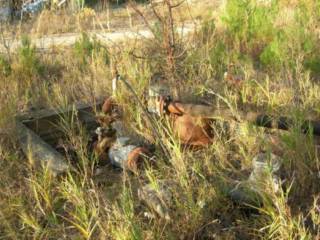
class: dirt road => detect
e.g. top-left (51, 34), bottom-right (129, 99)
top-left (0, 24), bottom-right (196, 53)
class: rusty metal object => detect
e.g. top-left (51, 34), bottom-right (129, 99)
top-left (158, 97), bottom-right (214, 147)
top-left (127, 147), bottom-right (150, 172)
top-left (170, 113), bottom-right (213, 146)
top-left (93, 127), bottom-right (117, 163)
top-left (101, 97), bottom-right (117, 115)
top-left (108, 136), bottom-right (150, 173)
top-left (243, 112), bottom-right (320, 136)
top-left (94, 111), bottom-right (151, 173)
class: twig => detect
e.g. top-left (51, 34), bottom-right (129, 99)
top-left (128, 1), bottom-right (161, 45)
top-left (116, 74), bottom-right (171, 161)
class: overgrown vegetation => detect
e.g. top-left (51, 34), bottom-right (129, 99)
top-left (0, 0), bottom-right (320, 239)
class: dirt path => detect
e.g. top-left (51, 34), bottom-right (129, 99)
top-left (0, 23), bottom-right (196, 53)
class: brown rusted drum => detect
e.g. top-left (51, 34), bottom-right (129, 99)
top-left (172, 114), bottom-right (213, 146)
top-left (162, 100), bottom-right (214, 147)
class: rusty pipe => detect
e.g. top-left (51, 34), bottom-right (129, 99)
top-left (166, 101), bottom-right (320, 136)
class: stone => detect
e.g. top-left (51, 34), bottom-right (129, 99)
top-left (230, 153), bottom-right (283, 206)
top-left (138, 180), bottom-right (174, 221)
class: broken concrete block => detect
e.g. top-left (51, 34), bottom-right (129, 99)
top-left (16, 99), bottom-right (104, 175)
top-left (0, 1), bottom-right (11, 21)
top-left (16, 121), bottom-right (69, 175)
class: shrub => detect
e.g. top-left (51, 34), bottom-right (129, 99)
top-left (259, 33), bottom-right (284, 70)
top-left (17, 35), bottom-right (43, 77)
top-left (222, 0), bottom-right (278, 55)
top-left (73, 32), bottom-right (109, 69)
top-left (0, 55), bottom-right (11, 76)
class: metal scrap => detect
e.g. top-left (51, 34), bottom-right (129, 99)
top-left (21, 0), bottom-right (48, 16)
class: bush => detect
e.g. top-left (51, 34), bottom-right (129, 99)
top-left (17, 35), bottom-right (43, 77)
top-left (0, 55), bottom-right (11, 76)
top-left (222, 0), bottom-right (278, 54)
top-left (259, 32), bottom-right (285, 70)
top-left (73, 32), bottom-right (109, 69)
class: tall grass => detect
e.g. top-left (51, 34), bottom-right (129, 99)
top-left (0, 0), bottom-right (319, 239)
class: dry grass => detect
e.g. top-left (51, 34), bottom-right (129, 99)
top-left (0, 0), bottom-right (320, 239)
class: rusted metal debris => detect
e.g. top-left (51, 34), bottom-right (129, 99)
top-left (93, 96), bottom-right (153, 173)
top-left (16, 79), bottom-right (320, 178)
top-left (92, 124), bottom-right (151, 173)
top-left (103, 75), bottom-right (320, 150)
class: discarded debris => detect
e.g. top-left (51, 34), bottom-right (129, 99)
top-left (21, 0), bottom-right (48, 16)
top-left (16, 99), bottom-right (103, 175)
top-left (16, 120), bottom-right (69, 175)
top-left (148, 84), bottom-right (170, 115)
top-left (93, 122), bottom-right (151, 173)
top-left (138, 180), bottom-right (174, 221)
top-left (0, 1), bottom-right (11, 21)
top-left (230, 152), bottom-right (283, 206)
top-left (93, 126), bottom-right (117, 163)
top-left (147, 83), bottom-right (215, 147)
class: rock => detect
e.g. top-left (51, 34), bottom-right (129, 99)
top-left (138, 180), bottom-right (174, 221)
top-left (230, 153), bottom-right (283, 206)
